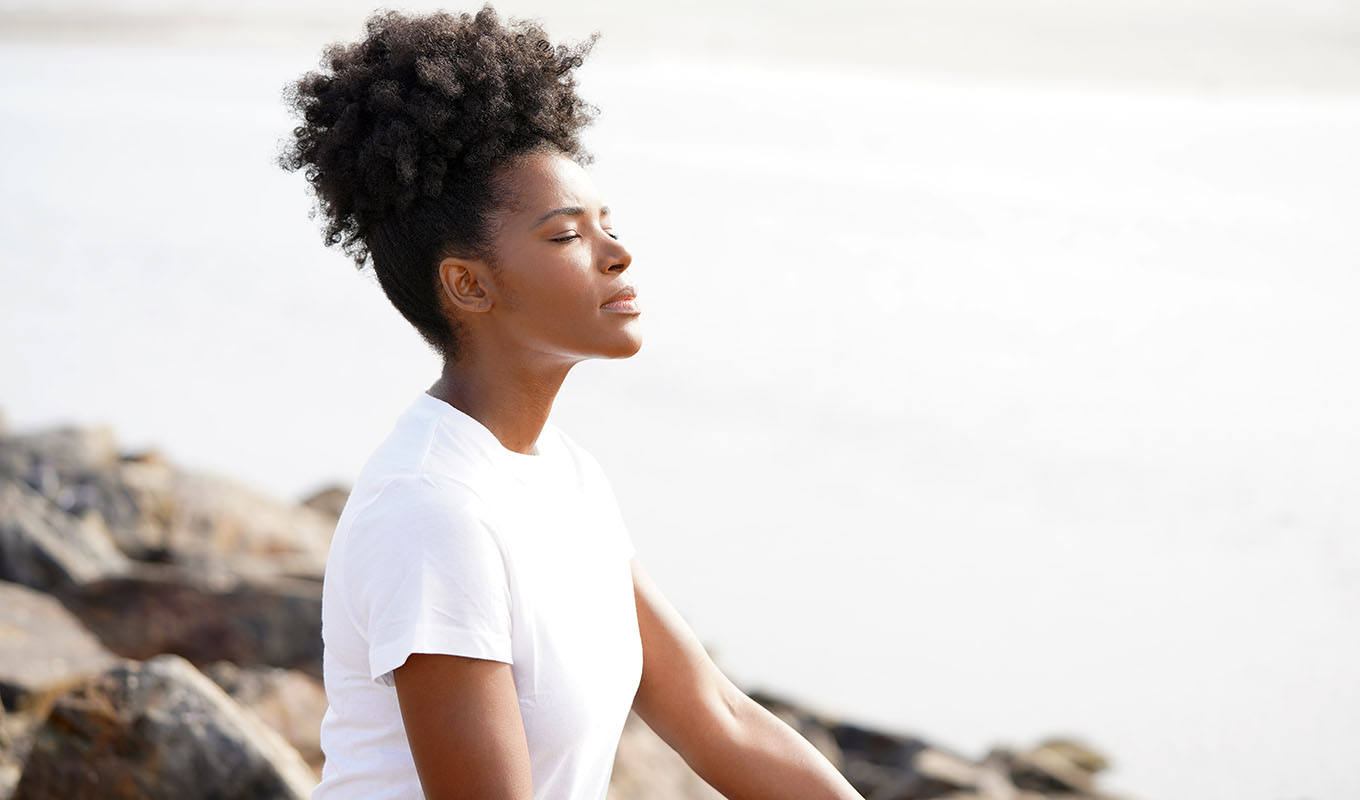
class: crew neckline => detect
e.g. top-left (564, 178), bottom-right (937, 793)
top-left (416, 391), bottom-right (556, 469)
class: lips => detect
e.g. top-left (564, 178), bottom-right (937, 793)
top-left (601, 285), bottom-right (640, 313)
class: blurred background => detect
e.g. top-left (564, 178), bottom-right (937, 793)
top-left (2, 0), bottom-right (1358, 798)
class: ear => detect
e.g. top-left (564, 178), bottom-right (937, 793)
top-left (437, 256), bottom-right (494, 313)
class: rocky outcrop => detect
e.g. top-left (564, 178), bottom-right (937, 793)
top-left (12, 655), bottom-right (316, 800)
top-left (0, 419), bottom-right (333, 798)
top-left (607, 694), bottom-right (1127, 800)
top-left (750, 691), bottom-right (1127, 800)
top-left (1, 422), bottom-right (331, 680)
top-left (0, 426), bottom-right (334, 583)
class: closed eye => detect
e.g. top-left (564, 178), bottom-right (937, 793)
top-left (551, 231), bottom-right (619, 243)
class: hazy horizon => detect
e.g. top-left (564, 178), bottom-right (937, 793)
top-left (2, 0), bottom-right (1359, 95)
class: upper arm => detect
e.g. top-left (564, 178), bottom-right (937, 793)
top-left (393, 653), bottom-right (533, 800)
top-left (345, 479), bottom-right (513, 686)
top-left (347, 480), bottom-right (527, 795)
top-left (630, 561), bottom-right (747, 766)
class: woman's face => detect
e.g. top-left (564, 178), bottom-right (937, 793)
top-left (467, 148), bottom-right (641, 364)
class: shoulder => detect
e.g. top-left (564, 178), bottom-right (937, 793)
top-left (341, 475), bottom-right (503, 564)
top-left (336, 474), bottom-right (513, 624)
top-left (349, 393), bottom-right (507, 506)
top-left (350, 472), bottom-right (492, 525)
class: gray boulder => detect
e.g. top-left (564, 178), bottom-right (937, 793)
top-left (0, 425), bottom-right (117, 481)
top-left (0, 581), bottom-right (116, 710)
top-left (0, 480), bottom-right (129, 592)
top-left (1006, 737), bottom-right (1110, 795)
top-left (300, 484), bottom-right (350, 523)
top-left (13, 654), bottom-right (316, 800)
top-left (155, 468), bottom-right (335, 580)
top-left (59, 566), bottom-right (323, 677)
top-left (2, 423), bottom-right (334, 580)
top-left (206, 662), bottom-right (329, 777)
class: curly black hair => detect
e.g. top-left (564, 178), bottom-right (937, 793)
top-left (279, 5), bottom-right (598, 357)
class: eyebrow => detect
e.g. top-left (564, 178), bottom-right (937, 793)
top-left (530, 205), bottom-right (610, 228)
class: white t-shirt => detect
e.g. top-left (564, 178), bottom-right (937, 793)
top-left (314, 391), bottom-right (642, 800)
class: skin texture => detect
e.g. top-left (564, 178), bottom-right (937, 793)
top-left (393, 150), bottom-right (863, 799)
top-left (393, 655), bottom-right (532, 800)
top-left (426, 148), bottom-right (639, 454)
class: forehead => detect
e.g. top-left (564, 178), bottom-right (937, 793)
top-left (496, 149), bottom-right (602, 217)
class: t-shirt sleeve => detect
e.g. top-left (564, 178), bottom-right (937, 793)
top-left (342, 477), bottom-right (513, 688)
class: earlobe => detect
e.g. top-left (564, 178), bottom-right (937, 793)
top-left (438, 257), bottom-right (493, 313)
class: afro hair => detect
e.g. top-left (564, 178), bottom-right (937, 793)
top-left (279, 5), bottom-right (598, 356)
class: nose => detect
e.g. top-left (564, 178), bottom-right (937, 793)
top-left (604, 236), bottom-right (632, 274)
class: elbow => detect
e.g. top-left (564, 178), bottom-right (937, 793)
top-left (684, 682), bottom-right (759, 771)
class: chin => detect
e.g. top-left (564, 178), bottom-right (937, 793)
top-left (600, 333), bottom-right (643, 360)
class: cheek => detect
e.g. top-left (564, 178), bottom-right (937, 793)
top-left (499, 262), bottom-right (594, 324)
top-left (526, 257), bottom-right (596, 310)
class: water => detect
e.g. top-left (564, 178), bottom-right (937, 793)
top-left (2, 22), bottom-right (1359, 800)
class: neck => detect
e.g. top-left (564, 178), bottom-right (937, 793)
top-left (428, 346), bottom-right (577, 455)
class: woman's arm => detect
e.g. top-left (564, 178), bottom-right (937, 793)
top-left (393, 653), bottom-right (534, 800)
top-left (630, 562), bottom-right (865, 800)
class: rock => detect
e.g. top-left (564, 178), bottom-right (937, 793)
top-left (608, 712), bottom-right (724, 800)
top-left (0, 425), bottom-right (117, 479)
top-left (12, 654), bottom-right (316, 800)
top-left (93, 459), bottom-right (174, 565)
top-left (746, 690), bottom-right (987, 799)
top-left (3, 423), bottom-right (333, 580)
top-left (832, 721), bottom-right (976, 798)
top-left (0, 420), bottom-right (146, 555)
top-left (1, 425), bottom-right (161, 563)
top-left (0, 581), bottom-right (116, 711)
top-left (1008, 737), bottom-right (1106, 795)
top-left (118, 449), bottom-right (167, 466)
top-left (59, 566), bottom-right (324, 676)
top-left (914, 746), bottom-right (982, 790)
top-left (974, 752), bottom-right (1023, 800)
top-left (153, 469), bottom-right (335, 580)
top-left (1034, 737), bottom-right (1109, 775)
top-left (300, 484), bottom-right (350, 522)
top-left (1, 704), bottom-right (44, 800)
top-left (206, 662), bottom-right (328, 777)
top-left (0, 480), bottom-right (129, 592)
top-left (70, 459), bottom-right (332, 580)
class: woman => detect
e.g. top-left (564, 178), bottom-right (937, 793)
top-left (281, 7), bottom-right (863, 799)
